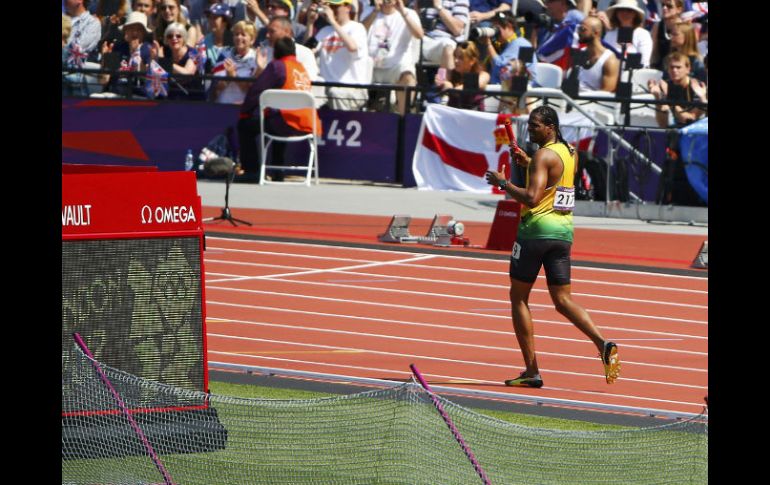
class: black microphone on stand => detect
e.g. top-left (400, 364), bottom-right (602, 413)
top-left (202, 157), bottom-right (252, 226)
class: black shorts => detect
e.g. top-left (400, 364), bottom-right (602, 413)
top-left (509, 238), bottom-right (572, 286)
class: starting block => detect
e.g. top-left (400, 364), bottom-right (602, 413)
top-left (378, 214), bottom-right (469, 247)
top-left (691, 240), bottom-right (708, 269)
top-left (378, 215), bottom-right (413, 243)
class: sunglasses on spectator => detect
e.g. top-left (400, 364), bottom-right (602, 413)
top-left (160, 4), bottom-right (177, 10)
top-left (166, 33), bottom-right (184, 39)
top-left (661, 2), bottom-right (675, 7)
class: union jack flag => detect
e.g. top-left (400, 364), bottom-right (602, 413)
top-left (211, 53), bottom-right (227, 76)
top-left (67, 42), bottom-right (88, 68)
top-left (144, 60), bottom-right (169, 99)
top-left (190, 38), bottom-right (207, 75)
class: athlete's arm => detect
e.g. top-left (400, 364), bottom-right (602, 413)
top-left (485, 149), bottom-right (554, 208)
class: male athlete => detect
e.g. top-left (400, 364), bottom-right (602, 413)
top-left (485, 106), bottom-right (620, 388)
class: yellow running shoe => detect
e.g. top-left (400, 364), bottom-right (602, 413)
top-left (601, 341), bottom-right (621, 384)
top-left (504, 372), bottom-right (543, 388)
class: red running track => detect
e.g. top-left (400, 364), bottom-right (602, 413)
top-left (202, 235), bottom-right (707, 417)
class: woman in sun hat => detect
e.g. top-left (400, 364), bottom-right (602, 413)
top-left (602, 0), bottom-right (652, 68)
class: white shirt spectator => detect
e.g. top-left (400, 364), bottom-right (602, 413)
top-left (604, 27), bottom-right (653, 68)
top-left (578, 49), bottom-right (613, 92)
top-left (262, 43), bottom-right (321, 80)
top-left (367, 8), bottom-right (420, 70)
top-left (213, 48), bottom-right (258, 104)
top-left (68, 9), bottom-right (102, 55)
top-left (315, 20), bottom-right (369, 84)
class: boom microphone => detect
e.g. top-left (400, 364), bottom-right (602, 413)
top-left (204, 157), bottom-right (236, 177)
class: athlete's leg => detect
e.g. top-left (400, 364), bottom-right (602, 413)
top-left (548, 284), bottom-right (605, 353)
top-left (510, 277), bottom-right (539, 376)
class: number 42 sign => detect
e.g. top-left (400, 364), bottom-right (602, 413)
top-left (317, 119), bottom-right (362, 147)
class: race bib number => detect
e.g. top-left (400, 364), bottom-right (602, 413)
top-left (553, 186), bottom-right (575, 212)
top-left (511, 242), bottom-right (521, 260)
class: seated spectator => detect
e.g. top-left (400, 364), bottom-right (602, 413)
top-left (576, 15), bottom-right (618, 92)
top-left (211, 20), bottom-right (259, 104)
top-left (363, 0), bottom-right (424, 114)
top-left (257, 16), bottom-right (320, 81)
top-left (151, 22), bottom-right (202, 98)
top-left (132, 0), bottom-right (157, 39)
top-left (436, 41), bottom-right (490, 111)
top-left (650, 0), bottom-right (684, 70)
top-left (602, 0), bottom-right (652, 68)
top-left (648, 52), bottom-right (706, 128)
top-left (535, 0), bottom-right (584, 70)
top-left (483, 11), bottom-right (535, 85)
top-left (95, 0), bottom-right (130, 49)
top-left (65, 0), bottom-right (103, 61)
top-left (63, 14), bottom-right (73, 65)
top-left (237, 36), bottom-right (323, 181)
top-left (417, 0), bottom-right (470, 71)
top-left (499, 57), bottom-right (532, 114)
top-left (666, 21), bottom-right (705, 82)
top-left (201, 2), bottom-right (234, 67)
top-left (313, 0), bottom-right (370, 110)
top-left (254, 0), bottom-right (308, 46)
top-left (155, 0), bottom-right (201, 47)
top-left (468, 0), bottom-right (511, 28)
top-left (98, 11), bottom-right (154, 96)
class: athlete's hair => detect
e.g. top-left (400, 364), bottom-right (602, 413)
top-left (530, 106), bottom-right (574, 155)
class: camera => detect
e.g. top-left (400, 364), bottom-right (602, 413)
top-left (468, 26), bottom-right (498, 41)
top-left (523, 11), bottom-right (552, 29)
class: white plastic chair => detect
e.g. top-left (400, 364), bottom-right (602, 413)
top-left (532, 63), bottom-right (563, 89)
top-left (527, 63), bottom-right (566, 111)
top-left (483, 83), bottom-right (501, 113)
top-left (258, 89), bottom-right (320, 186)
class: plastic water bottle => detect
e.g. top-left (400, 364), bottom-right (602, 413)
top-left (184, 149), bottom-right (194, 171)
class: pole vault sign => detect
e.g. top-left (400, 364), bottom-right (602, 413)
top-left (62, 171), bottom-right (202, 236)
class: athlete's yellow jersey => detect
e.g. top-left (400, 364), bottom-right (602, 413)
top-left (518, 141), bottom-right (576, 243)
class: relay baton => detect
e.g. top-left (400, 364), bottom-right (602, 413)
top-left (503, 117), bottom-right (518, 152)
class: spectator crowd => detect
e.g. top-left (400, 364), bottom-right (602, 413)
top-left (63, 0), bottom-right (708, 129)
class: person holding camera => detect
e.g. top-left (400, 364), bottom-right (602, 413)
top-left (483, 11), bottom-right (536, 85)
top-left (312, 0), bottom-right (371, 110)
top-left (363, 0), bottom-right (423, 113)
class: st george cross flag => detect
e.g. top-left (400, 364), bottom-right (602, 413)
top-left (413, 104), bottom-right (596, 192)
top-left (144, 60), bottom-right (169, 99)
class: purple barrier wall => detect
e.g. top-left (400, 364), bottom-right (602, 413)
top-left (400, 113), bottom-right (423, 188)
top-left (592, 129), bottom-right (666, 202)
top-left (62, 98), bottom-right (400, 182)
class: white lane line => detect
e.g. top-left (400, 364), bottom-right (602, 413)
top-left (205, 250), bottom-right (707, 294)
top-left (206, 239), bottom-right (709, 281)
top-left (209, 355), bottom-right (706, 410)
top-left (205, 258), bottom-right (707, 297)
top-left (206, 335), bottom-right (707, 390)
top-left (205, 284), bottom-right (707, 325)
top-left (208, 255), bottom-right (436, 283)
top-left (206, 316), bottom-right (706, 373)
top-left (206, 269), bottom-right (706, 310)
top-left (206, 301), bottom-right (708, 351)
